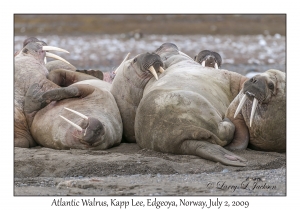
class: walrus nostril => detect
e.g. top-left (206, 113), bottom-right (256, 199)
top-left (250, 78), bottom-right (257, 83)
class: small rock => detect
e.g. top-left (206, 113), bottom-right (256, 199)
top-left (222, 169), bottom-right (229, 173)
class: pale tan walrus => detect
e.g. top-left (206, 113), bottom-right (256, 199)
top-left (15, 41), bottom-right (122, 149)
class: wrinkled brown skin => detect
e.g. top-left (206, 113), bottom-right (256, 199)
top-left (110, 52), bottom-right (163, 143)
top-left (134, 43), bottom-right (248, 167)
top-left (225, 69), bottom-right (286, 152)
top-left (29, 78), bottom-right (123, 150)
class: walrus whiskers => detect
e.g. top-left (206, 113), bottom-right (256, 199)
top-left (71, 131), bottom-right (84, 142)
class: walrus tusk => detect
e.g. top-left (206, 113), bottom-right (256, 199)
top-left (201, 61), bottom-right (206, 67)
top-left (59, 115), bottom-right (83, 132)
top-left (114, 52), bottom-right (130, 73)
top-left (149, 66), bottom-right (159, 80)
top-left (234, 94), bottom-right (248, 118)
top-left (250, 98), bottom-right (258, 127)
top-left (64, 107), bottom-right (88, 120)
top-left (44, 57), bottom-right (47, 64)
top-left (46, 52), bottom-right (70, 65)
top-left (214, 63), bottom-right (219, 69)
top-left (42, 46), bottom-right (69, 53)
top-left (159, 67), bottom-right (165, 73)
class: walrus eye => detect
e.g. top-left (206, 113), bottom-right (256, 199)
top-left (133, 58), bottom-right (137, 63)
top-left (268, 82), bottom-right (274, 91)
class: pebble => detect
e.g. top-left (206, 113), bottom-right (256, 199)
top-left (222, 169), bottom-right (229, 173)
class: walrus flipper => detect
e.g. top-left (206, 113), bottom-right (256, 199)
top-left (24, 83), bottom-right (95, 127)
top-left (181, 140), bottom-right (247, 167)
top-left (47, 69), bottom-right (101, 87)
top-left (24, 83), bottom-right (51, 126)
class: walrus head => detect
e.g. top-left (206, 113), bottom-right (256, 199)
top-left (20, 42), bottom-right (70, 66)
top-left (155, 43), bottom-right (179, 54)
top-left (132, 52), bottom-right (165, 80)
top-left (113, 52), bottom-right (164, 79)
top-left (21, 37), bottom-right (50, 64)
top-left (23, 37), bottom-right (48, 47)
top-left (194, 50), bottom-right (222, 69)
top-left (60, 107), bottom-right (106, 147)
top-left (233, 69), bottom-right (285, 127)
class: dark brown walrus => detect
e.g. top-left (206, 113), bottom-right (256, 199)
top-left (225, 69), bottom-right (286, 152)
top-left (194, 50), bottom-right (222, 69)
top-left (15, 41), bottom-right (122, 149)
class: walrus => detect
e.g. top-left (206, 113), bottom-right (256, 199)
top-left (113, 43), bottom-right (248, 166)
top-left (25, 76), bottom-right (123, 150)
top-left (15, 42), bottom-right (122, 149)
top-left (225, 69), bottom-right (286, 152)
top-left (135, 43), bottom-right (249, 166)
top-left (194, 50), bottom-right (222, 69)
top-left (14, 37), bottom-right (67, 62)
top-left (22, 37), bottom-right (47, 48)
top-left (110, 52), bottom-right (164, 142)
top-left (17, 37), bottom-right (104, 80)
top-left (46, 60), bottom-right (77, 72)
top-left (15, 41), bottom-right (72, 147)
